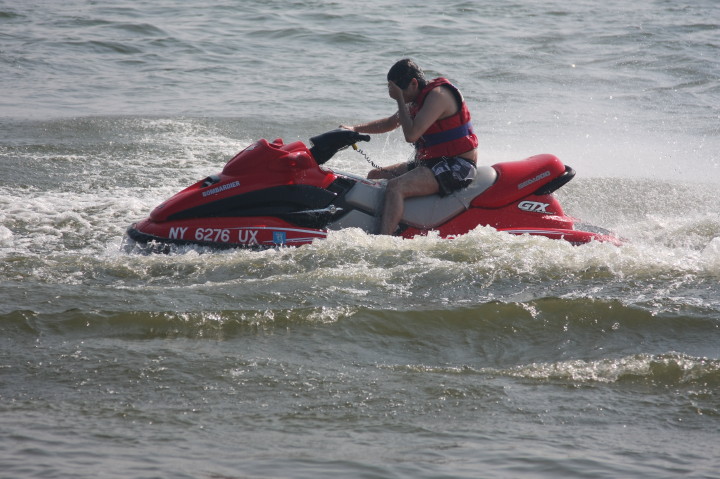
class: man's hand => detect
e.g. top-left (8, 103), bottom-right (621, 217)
top-left (388, 81), bottom-right (404, 101)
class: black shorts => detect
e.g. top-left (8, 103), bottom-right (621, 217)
top-left (409, 156), bottom-right (477, 196)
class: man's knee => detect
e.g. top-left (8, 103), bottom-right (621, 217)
top-left (385, 177), bottom-right (403, 195)
top-left (367, 169), bottom-right (384, 180)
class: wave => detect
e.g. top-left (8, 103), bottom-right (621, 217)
top-left (387, 353), bottom-right (720, 391)
top-left (499, 353), bottom-right (720, 389)
top-left (2, 226), bottom-right (720, 322)
top-left (3, 295), bottom-right (718, 339)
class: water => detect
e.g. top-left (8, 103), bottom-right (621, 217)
top-left (1, 1), bottom-right (719, 478)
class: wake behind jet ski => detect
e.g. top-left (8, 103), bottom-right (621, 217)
top-left (126, 129), bottom-right (622, 250)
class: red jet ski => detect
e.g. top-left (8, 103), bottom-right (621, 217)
top-left (126, 129), bottom-right (622, 250)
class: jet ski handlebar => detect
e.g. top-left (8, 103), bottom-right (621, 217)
top-left (309, 128), bottom-right (371, 165)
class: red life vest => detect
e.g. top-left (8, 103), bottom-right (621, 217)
top-left (410, 78), bottom-right (478, 161)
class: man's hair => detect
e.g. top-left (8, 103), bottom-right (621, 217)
top-left (387, 59), bottom-right (427, 90)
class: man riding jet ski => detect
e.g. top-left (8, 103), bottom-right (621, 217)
top-left (127, 58), bottom-right (621, 250)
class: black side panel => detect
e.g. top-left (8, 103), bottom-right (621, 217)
top-left (168, 184), bottom-right (337, 227)
top-left (322, 175), bottom-right (369, 224)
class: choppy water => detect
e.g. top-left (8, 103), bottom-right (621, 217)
top-left (1, 1), bottom-right (719, 478)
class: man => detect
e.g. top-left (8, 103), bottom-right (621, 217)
top-left (342, 59), bottom-right (478, 235)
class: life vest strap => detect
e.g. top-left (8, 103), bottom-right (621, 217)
top-left (419, 121), bottom-right (474, 148)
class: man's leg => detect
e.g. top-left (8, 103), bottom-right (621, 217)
top-left (367, 162), bottom-right (409, 180)
top-left (379, 166), bottom-right (438, 235)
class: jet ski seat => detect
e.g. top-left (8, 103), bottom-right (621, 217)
top-left (340, 165), bottom-right (498, 229)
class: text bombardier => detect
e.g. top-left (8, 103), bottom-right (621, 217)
top-left (202, 181), bottom-right (240, 197)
